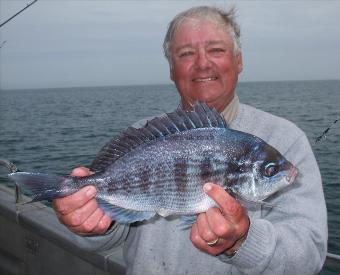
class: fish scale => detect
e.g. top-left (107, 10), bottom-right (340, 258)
top-left (8, 102), bottom-right (298, 225)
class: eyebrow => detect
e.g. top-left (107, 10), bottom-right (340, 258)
top-left (206, 40), bottom-right (228, 47)
top-left (174, 44), bottom-right (194, 54)
top-left (174, 40), bottom-right (228, 53)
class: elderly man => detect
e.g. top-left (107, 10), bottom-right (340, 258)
top-left (53, 6), bottom-right (327, 274)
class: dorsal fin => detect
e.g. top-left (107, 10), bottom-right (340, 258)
top-left (89, 102), bottom-right (227, 172)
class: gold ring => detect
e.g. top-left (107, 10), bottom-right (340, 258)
top-left (206, 237), bottom-right (219, 247)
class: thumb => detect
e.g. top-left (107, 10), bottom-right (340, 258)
top-left (203, 182), bottom-right (241, 216)
top-left (71, 167), bottom-right (93, 177)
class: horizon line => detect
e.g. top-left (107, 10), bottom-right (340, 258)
top-left (1, 78), bottom-right (340, 91)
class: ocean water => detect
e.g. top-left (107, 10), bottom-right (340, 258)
top-left (0, 80), bottom-right (339, 273)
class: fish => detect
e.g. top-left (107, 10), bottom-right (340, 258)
top-left (8, 102), bottom-right (298, 224)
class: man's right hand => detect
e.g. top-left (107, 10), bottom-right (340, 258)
top-left (52, 167), bottom-right (112, 235)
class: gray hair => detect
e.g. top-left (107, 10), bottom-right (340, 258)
top-left (163, 6), bottom-right (241, 65)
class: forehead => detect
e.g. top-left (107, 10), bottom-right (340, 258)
top-left (172, 19), bottom-right (232, 47)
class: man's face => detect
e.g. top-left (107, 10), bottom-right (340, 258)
top-left (170, 20), bottom-right (243, 112)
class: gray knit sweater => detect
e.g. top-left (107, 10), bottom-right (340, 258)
top-left (75, 103), bottom-right (328, 275)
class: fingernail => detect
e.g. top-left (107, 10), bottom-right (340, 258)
top-left (85, 186), bottom-right (96, 198)
top-left (203, 183), bottom-right (212, 193)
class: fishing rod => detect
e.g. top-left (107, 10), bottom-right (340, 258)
top-left (0, 0), bottom-right (38, 28)
top-left (315, 117), bottom-right (340, 143)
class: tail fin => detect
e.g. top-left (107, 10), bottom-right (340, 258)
top-left (8, 172), bottom-right (73, 202)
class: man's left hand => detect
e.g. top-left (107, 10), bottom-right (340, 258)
top-left (190, 182), bottom-right (250, 256)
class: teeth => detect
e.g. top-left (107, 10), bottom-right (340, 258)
top-left (194, 77), bottom-right (217, 82)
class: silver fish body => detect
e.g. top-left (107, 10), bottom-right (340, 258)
top-left (9, 103), bottom-right (298, 224)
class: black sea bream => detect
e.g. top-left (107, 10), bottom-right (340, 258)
top-left (9, 103), bottom-right (298, 224)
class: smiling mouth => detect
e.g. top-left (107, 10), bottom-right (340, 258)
top-left (192, 77), bottom-right (218, 82)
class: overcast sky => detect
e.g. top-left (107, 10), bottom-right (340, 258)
top-left (0, 0), bottom-right (339, 90)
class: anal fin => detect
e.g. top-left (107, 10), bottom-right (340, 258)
top-left (97, 199), bottom-right (156, 224)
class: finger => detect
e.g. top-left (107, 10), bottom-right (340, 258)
top-left (53, 166), bottom-right (95, 215)
top-left (190, 222), bottom-right (223, 256)
top-left (69, 207), bottom-right (105, 234)
top-left (205, 207), bottom-right (232, 238)
top-left (52, 185), bottom-right (97, 216)
top-left (204, 183), bottom-right (250, 248)
top-left (203, 182), bottom-right (243, 220)
top-left (92, 214), bottom-right (113, 235)
top-left (196, 212), bottom-right (218, 243)
top-left (70, 166), bottom-right (94, 177)
top-left (59, 197), bottom-right (99, 227)
top-left (190, 222), bottom-right (206, 248)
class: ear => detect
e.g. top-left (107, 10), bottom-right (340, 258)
top-left (236, 53), bottom-right (243, 74)
top-left (170, 67), bottom-right (174, 81)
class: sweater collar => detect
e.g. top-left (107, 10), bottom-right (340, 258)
top-left (178, 94), bottom-right (240, 125)
top-left (220, 94), bottom-right (240, 125)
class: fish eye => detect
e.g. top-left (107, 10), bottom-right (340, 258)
top-left (264, 163), bottom-right (279, 177)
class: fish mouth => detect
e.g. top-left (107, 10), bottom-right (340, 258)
top-left (285, 167), bottom-right (298, 184)
top-left (192, 76), bottom-right (218, 83)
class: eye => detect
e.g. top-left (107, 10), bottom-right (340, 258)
top-left (210, 48), bottom-right (225, 53)
top-left (179, 51), bottom-right (194, 58)
top-left (264, 163), bottom-right (279, 177)
top-left (209, 48), bottom-right (226, 55)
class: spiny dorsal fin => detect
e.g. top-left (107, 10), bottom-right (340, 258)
top-left (89, 102), bottom-right (227, 172)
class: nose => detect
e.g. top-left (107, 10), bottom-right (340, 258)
top-left (195, 49), bottom-right (211, 70)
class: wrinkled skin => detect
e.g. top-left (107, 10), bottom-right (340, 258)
top-left (170, 20), bottom-right (243, 113)
top-left (52, 167), bottom-right (111, 235)
top-left (53, 19), bottom-right (249, 256)
top-left (190, 183), bottom-right (249, 256)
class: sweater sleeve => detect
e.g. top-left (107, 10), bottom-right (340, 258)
top-left (219, 133), bottom-right (328, 274)
top-left (70, 223), bottom-right (130, 252)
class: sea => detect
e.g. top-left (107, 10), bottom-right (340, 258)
top-left (0, 80), bottom-right (339, 274)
